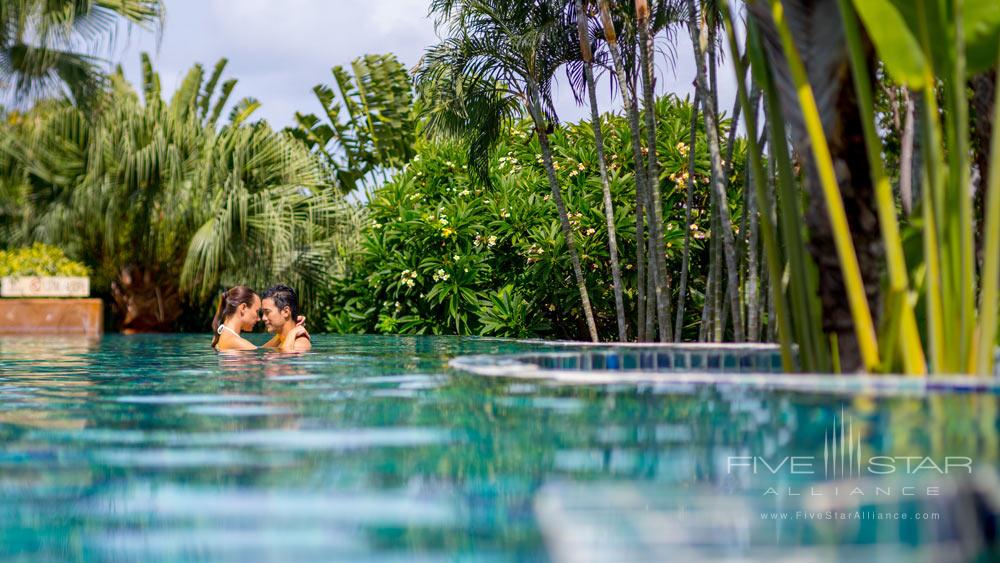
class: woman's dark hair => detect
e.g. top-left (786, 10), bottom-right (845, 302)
top-left (261, 284), bottom-right (298, 319)
top-left (211, 285), bottom-right (257, 348)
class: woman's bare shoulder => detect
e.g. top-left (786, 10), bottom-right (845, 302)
top-left (215, 333), bottom-right (257, 352)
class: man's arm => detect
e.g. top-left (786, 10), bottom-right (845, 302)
top-left (291, 334), bottom-right (311, 352)
top-left (280, 326), bottom-right (311, 352)
top-left (266, 316), bottom-right (307, 349)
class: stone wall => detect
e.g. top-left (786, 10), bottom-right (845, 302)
top-left (0, 299), bottom-right (103, 336)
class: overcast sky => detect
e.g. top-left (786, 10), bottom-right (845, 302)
top-left (110, 0), bottom-right (735, 129)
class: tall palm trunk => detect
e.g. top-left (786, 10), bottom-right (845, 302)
top-left (722, 93), bottom-right (743, 338)
top-left (674, 91), bottom-right (700, 341)
top-left (688, 0), bottom-right (744, 342)
top-left (765, 152), bottom-right (778, 343)
top-left (577, 0), bottom-right (626, 342)
top-left (636, 0), bottom-right (671, 341)
top-left (745, 90), bottom-right (764, 342)
top-left (600, 0), bottom-right (651, 340)
top-left (699, 211), bottom-right (719, 341)
top-left (899, 91), bottom-right (915, 216)
top-left (526, 85), bottom-right (599, 342)
top-left (645, 229), bottom-right (657, 338)
top-left (712, 207), bottom-right (726, 341)
top-left (748, 0), bottom-right (883, 370)
top-left (636, 196), bottom-right (648, 340)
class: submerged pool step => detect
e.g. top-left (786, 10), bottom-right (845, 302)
top-left (520, 346), bottom-right (786, 374)
top-left (449, 344), bottom-right (1000, 395)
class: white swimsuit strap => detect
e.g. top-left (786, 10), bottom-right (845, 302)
top-left (217, 324), bottom-right (241, 337)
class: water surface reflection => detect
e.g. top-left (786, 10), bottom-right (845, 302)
top-left (0, 335), bottom-right (996, 561)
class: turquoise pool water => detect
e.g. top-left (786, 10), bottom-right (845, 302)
top-left (0, 334), bottom-right (997, 562)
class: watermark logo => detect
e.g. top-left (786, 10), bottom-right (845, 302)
top-left (726, 409), bottom-right (973, 498)
top-left (824, 410), bottom-right (863, 479)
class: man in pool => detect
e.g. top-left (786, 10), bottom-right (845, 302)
top-left (260, 284), bottom-right (312, 352)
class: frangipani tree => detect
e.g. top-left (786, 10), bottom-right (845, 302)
top-left (418, 0), bottom-right (600, 341)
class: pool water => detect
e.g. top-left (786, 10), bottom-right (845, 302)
top-left (0, 334), bottom-right (997, 562)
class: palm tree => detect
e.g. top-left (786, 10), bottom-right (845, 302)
top-left (635, 0), bottom-right (677, 341)
top-left (419, 0), bottom-right (600, 342)
top-left (594, 0), bottom-right (684, 341)
top-left (673, 90), bottom-right (699, 341)
top-left (746, 0), bottom-right (882, 370)
top-left (597, 0), bottom-right (650, 340)
top-left (686, 0), bottom-right (744, 342)
top-left (571, 0), bottom-right (626, 341)
top-left (0, 0), bottom-right (163, 107)
top-left (9, 55), bottom-right (354, 331)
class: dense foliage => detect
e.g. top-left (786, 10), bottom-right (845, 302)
top-left (0, 56), bottom-right (356, 330)
top-left (324, 95), bottom-right (745, 339)
top-left (0, 243), bottom-right (88, 277)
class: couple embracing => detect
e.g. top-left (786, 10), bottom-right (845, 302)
top-left (211, 284), bottom-right (312, 353)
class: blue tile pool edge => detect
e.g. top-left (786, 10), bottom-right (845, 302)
top-left (449, 354), bottom-right (1000, 396)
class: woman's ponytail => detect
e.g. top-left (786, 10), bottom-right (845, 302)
top-left (211, 292), bottom-right (227, 349)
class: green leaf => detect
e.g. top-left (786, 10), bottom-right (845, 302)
top-left (886, 0), bottom-right (1000, 78)
top-left (851, 0), bottom-right (928, 88)
top-left (964, 0), bottom-right (1000, 73)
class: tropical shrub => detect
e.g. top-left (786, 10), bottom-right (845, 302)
top-left (0, 243), bottom-right (89, 277)
top-left (324, 94), bottom-right (745, 339)
top-left (0, 55), bottom-right (357, 331)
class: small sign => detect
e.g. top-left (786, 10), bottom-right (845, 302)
top-left (1, 276), bottom-right (90, 298)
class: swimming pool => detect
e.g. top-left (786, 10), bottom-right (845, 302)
top-left (1, 334), bottom-right (997, 562)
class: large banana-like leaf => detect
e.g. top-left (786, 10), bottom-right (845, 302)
top-left (850, 0), bottom-right (927, 89)
top-left (287, 53), bottom-right (417, 194)
top-left (853, 0), bottom-right (1000, 89)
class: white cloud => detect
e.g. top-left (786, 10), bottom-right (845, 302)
top-left (112, 0), bottom-right (733, 129)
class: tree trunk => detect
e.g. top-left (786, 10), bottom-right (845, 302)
top-left (745, 129), bottom-right (761, 342)
top-left (688, 0), bottom-right (744, 342)
top-left (674, 91), bottom-right (700, 341)
top-left (971, 69), bottom-right (996, 268)
top-left (578, 0), bottom-right (627, 342)
top-left (111, 265), bottom-right (183, 333)
top-left (748, 0), bottom-right (883, 371)
top-left (645, 228), bottom-right (657, 338)
top-left (742, 88), bottom-right (764, 341)
top-left (713, 208), bottom-right (726, 341)
top-left (899, 90), bottom-right (915, 216)
top-left (600, 0), bottom-right (651, 341)
top-left (765, 153), bottom-right (778, 343)
top-left (527, 87), bottom-right (599, 342)
top-left (724, 95), bottom-right (744, 339)
top-left (636, 198), bottom-right (648, 341)
top-left (700, 206), bottom-right (719, 342)
top-left (637, 4), bottom-right (672, 342)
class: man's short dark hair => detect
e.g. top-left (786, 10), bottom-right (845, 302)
top-left (261, 284), bottom-right (298, 319)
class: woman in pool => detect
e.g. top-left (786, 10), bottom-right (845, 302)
top-left (211, 286), bottom-right (308, 352)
